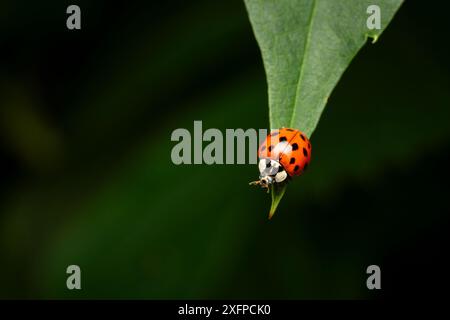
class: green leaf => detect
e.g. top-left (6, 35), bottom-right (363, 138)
top-left (269, 183), bottom-right (287, 219)
top-left (244, 0), bottom-right (403, 218)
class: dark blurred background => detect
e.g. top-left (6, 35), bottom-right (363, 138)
top-left (0, 0), bottom-right (449, 299)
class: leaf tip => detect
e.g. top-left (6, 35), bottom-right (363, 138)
top-left (268, 183), bottom-right (287, 220)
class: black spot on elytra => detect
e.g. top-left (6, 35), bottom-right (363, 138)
top-left (268, 145), bottom-right (273, 152)
top-left (300, 134), bottom-right (306, 141)
top-left (290, 157), bottom-right (296, 164)
top-left (292, 143), bottom-right (298, 151)
top-left (279, 136), bottom-right (287, 142)
top-left (303, 148), bottom-right (308, 157)
top-left (294, 165), bottom-right (300, 172)
top-left (286, 128), bottom-right (294, 132)
top-left (303, 163), bottom-right (308, 171)
top-left (271, 131), bottom-right (279, 136)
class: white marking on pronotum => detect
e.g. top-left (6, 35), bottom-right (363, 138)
top-left (275, 170), bottom-right (287, 183)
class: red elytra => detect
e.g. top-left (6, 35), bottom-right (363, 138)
top-left (258, 128), bottom-right (311, 177)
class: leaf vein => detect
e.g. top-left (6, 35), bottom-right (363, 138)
top-left (289, 0), bottom-right (317, 129)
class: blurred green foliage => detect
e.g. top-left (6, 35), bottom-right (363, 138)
top-left (0, 0), bottom-right (449, 299)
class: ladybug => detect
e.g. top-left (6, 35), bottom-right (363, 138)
top-left (250, 128), bottom-right (311, 191)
